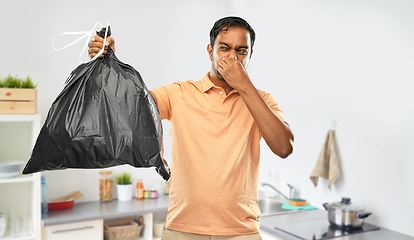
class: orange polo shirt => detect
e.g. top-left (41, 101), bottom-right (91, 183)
top-left (150, 73), bottom-right (286, 235)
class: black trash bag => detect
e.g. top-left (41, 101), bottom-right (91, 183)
top-left (22, 27), bottom-right (170, 181)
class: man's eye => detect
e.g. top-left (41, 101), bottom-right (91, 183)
top-left (219, 47), bottom-right (228, 50)
top-left (238, 50), bottom-right (247, 55)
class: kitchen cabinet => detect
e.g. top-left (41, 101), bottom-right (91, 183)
top-left (42, 197), bottom-right (169, 240)
top-left (0, 114), bottom-right (41, 240)
top-left (41, 219), bottom-right (103, 240)
top-left (43, 212), bottom-right (161, 240)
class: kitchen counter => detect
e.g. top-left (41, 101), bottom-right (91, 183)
top-left (42, 195), bottom-right (169, 226)
top-left (260, 210), bottom-right (414, 240)
top-left (43, 197), bottom-right (413, 239)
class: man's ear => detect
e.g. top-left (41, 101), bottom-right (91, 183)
top-left (207, 44), bottom-right (213, 61)
top-left (249, 49), bottom-right (253, 59)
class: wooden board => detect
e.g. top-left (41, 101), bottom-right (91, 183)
top-left (0, 88), bottom-right (37, 101)
top-left (0, 88), bottom-right (37, 114)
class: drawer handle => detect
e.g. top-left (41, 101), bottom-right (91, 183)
top-left (52, 226), bottom-right (93, 234)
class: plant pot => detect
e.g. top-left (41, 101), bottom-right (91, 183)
top-left (117, 184), bottom-right (133, 201)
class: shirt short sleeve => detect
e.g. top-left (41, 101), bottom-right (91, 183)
top-left (259, 90), bottom-right (287, 123)
top-left (150, 82), bottom-right (183, 120)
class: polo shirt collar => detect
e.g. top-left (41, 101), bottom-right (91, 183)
top-left (200, 73), bottom-right (239, 94)
top-left (201, 73), bottom-right (215, 93)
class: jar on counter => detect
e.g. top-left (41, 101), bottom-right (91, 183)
top-left (144, 189), bottom-right (150, 199)
top-left (99, 171), bottom-right (113, 201)
top-left (150, 189), bottom-right (158, 199)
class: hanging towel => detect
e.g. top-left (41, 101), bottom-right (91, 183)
top-left (310, 129), bottom-right (339, 190)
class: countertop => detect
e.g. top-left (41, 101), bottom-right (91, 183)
top-left (43, 197), bottom-right (413, 239)
top-left (260, 209), bottom-right (414, 240)
top-left (42, 195), bottom-right (169, 226)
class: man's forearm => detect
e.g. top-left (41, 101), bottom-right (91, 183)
top-left (238, 83), bottom-right (294, 158)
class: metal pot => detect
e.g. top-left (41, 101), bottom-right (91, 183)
top-left (323, 197), bottom-right (372, 229)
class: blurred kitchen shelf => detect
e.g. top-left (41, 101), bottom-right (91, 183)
top-left (0, 114), bottom-right (40, 122)
top-left (0, 232), bottom-right (36, 240)
top-left (0, 174), bottom-right (35, 184)
top-left (0, 113), bottom-right (41, 240)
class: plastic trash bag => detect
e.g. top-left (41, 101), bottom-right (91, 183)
top-left (22, 27), bottom-right (170, 180)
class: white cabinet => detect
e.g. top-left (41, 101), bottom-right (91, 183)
top-left (0, 114), bottom-right (41, 240)
top-left (42, 219), bottom-right (103, 240)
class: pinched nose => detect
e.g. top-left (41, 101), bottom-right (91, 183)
top-left (227, 49), bottom-right (238, 60)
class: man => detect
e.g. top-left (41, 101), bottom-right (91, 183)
top-left (89, 16), bottom-right (294, 239)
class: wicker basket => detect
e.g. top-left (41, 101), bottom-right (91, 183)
top-left (104, 216), bottom-right (144, 240)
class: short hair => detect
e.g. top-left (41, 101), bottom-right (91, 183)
top-left (209, 16), bottom-right (256, 50)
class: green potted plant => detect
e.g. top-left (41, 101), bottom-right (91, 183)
top-left (0, 75), bottom-right (38, 114)
top-left (115, 172), bottom-right (133, 201)
top-left (0, 75), bottom-right (37, 89)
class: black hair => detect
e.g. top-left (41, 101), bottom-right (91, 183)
top-left (209, 16), bottom-right (256, 50)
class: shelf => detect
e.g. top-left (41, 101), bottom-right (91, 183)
top-left (0, 229), bottom-right (35, 240)
top-left (1, 235), bottom-right (35, 240)
top-left (0, 114), bottom-right (41, 122)
top-left (0, 174), bottom-right (34, 184)
top-left (0, 114), bottom-right (41, 240)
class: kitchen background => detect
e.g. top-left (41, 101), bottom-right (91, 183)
top-left (1, 0), bottom-right (413, 237)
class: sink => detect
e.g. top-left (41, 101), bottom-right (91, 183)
top-left (258, 198), bottom-right (297, 217)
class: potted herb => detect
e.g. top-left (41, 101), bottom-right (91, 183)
top-left (0, 75), bottom-right (37, 89)
top-left (115, 173), bottom-right (133, 201)
top-left (0, 75), bottom-right (38, 114)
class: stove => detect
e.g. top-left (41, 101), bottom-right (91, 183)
top-left (274, 218), bottom-right (380, 240)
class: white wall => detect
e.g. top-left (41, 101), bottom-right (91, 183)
top-left (1, 0), bottom-right (413, 237)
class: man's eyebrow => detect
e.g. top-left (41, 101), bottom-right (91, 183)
top-left (218, 42), bottom-right (230, 47)
top-left (218, 42), bottom-right (249, 49)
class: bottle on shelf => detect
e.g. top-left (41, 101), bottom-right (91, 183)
top-left (136, 179), bottom-right (144, 199)
top-left (41, 176), bottom-right (48, 215)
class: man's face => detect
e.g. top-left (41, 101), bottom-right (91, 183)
top-left (208, 27), bottom-right (253, 81)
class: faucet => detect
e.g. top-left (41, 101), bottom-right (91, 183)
top-left (287, 183), bottom-right (298, 199)
top-left (261, 183), bottom-right (289, 201)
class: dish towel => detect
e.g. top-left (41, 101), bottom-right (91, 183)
top-left (310, 129), bottom-right (340, 190)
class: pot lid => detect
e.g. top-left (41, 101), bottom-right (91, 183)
top-left (327, 197), bottom-right (365, 211)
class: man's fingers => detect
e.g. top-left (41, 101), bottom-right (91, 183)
top-left (88, 47), bottom-right (105, 58)
top-left (91, 40), bottom-right (105, 49)
top-left (89, 52), bottom-right (104, 59)
top-left (88, 35), bottom-right (115, 59)
top-left (93, 35), bottom-right (104, 42)
top-left (105, 36), bottom-right (114, 46)
top-left (219, 58), bottom-right (227, 68)
top-left (218, 60), bottom-right (223, 69)
top-left (106, 36), bottom-right (115, 52)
